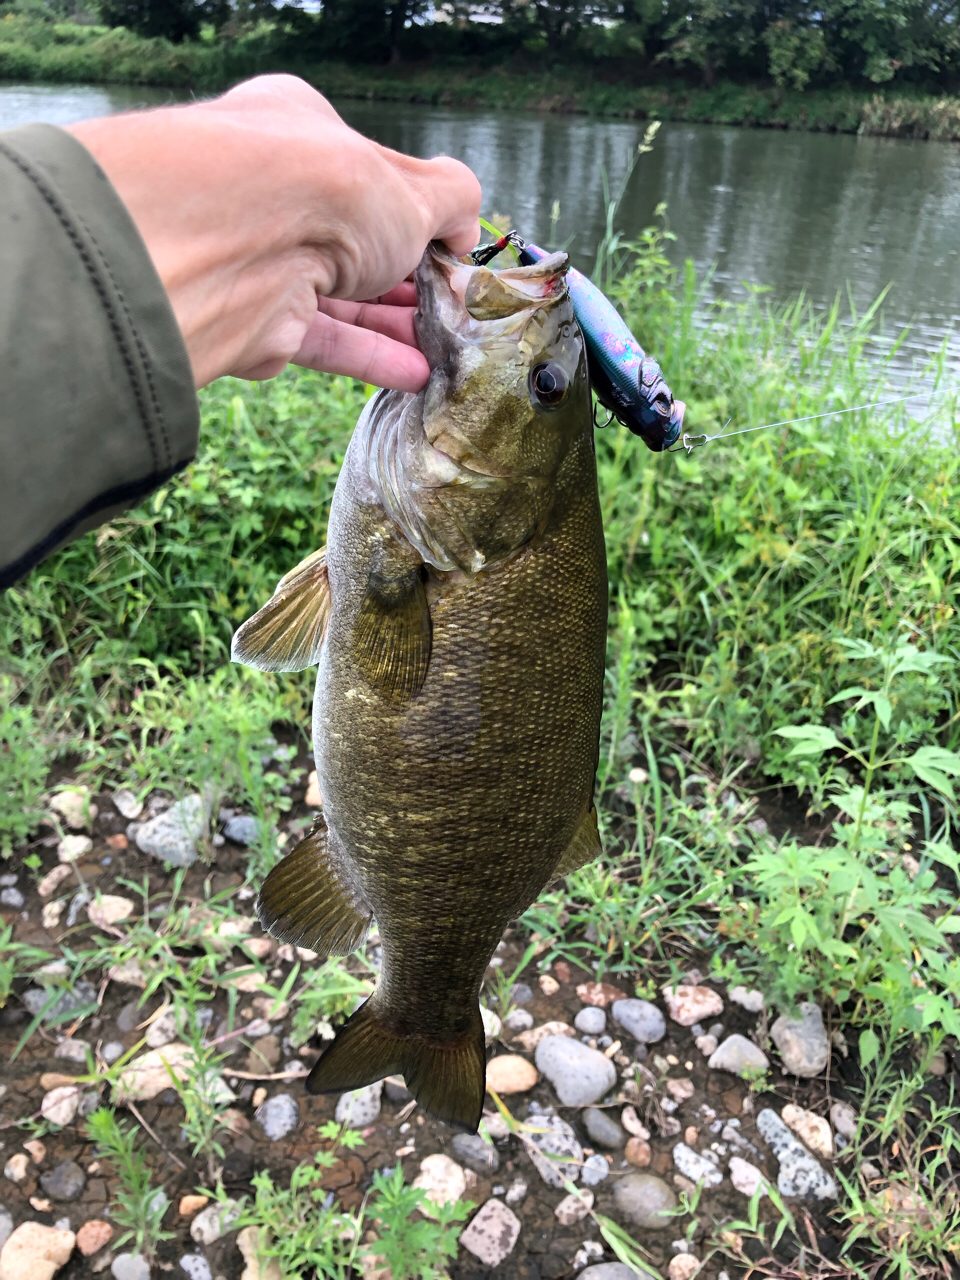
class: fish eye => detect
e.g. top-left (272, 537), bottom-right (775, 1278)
top-left (530, 362), bottom-right (569, 409)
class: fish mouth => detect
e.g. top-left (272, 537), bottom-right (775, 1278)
top-left (414, 241), bottom-right (570, 372)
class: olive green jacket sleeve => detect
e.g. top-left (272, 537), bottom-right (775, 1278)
top-left (0, 123), bottom-right (199, 590)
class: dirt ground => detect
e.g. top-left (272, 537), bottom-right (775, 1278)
top-left (1, 772), bottom-right (945, 1279)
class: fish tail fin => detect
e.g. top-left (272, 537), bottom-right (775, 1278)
top-left (306, 1000), bottom-right (485, 1134)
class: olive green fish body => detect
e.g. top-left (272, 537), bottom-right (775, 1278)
top-left (233, 245), bottom-right (607, 1130)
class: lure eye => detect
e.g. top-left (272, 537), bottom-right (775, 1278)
top-left (531, 362), bottom-right (569, 409)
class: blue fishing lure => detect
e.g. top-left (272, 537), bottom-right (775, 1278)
top-left (471, 232), bottom-right (685, 453)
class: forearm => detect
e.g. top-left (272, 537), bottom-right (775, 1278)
top-left (0, 124), bottom-right (199, 589)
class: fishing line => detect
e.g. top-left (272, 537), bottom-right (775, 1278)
top-left (668, 392), bottom-right (920, 455)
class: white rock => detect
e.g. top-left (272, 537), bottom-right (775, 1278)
top-left (50, 788), bottom-right (96, 831)
top-left (0, 1209), bottom-right (12, 1252)
top-left (237, 1226), bottom-right (283, 1280)
top-left (781, 1104), bottom-right (833, 1159)
top-left (334, 1082), bottom-right (382, 1127)
top-left (756, 1108), bottom-right (837, 1200)
top-left (621, 1106), bottom-right (650, 1138)
top-left (672, 1144), bottom-right (723, 1188)
top-left (504, 1008), bottom-right (534, 1032)
top-left (111, 1255), bottom-right (151, 1280)
top-left (0, 889), bottom-right (24, 909)
top-left (113, 1043), bottom-right (193, 1103)
top-left (145, 1008), bottom-right (179, 1049)
top-left (661, 984), bottom-right (723, 1027)
top-left (0, 1222), bottom-right (76, 1280)
top-left (574, 1007), bottom-right (606, 1035)
top-left (41, 902), bottom-right (64, 930)
top-left (581, 1154), bottom-right (610, 1186)
top-left (111, 790), bottom-right (143, 820)
top-left (694, 1035), bottom-right (718, 1057)
top-left (38, 866), bottom-right (73, 899)
top-left (611, 999), bottom-right (666, 1044)
top-left (256, 1093), bottom-right (299, 1140)
top-left (667, 1254), bottom-right (701, 1280)
top-left (513, 1021), bottom-right (576, 1051)
top-left (57, 835), bottom-right (92, 864)
top-left (830, 1101), bottom-right (857, 1140)
top-left (54, 1038), bottom-right (89, 1063)
top-left (180, 1257), bottom-right (212, 1280)
top-left (770, 1003), bottom-right (829, 1077)
top-left (87, 897), bottom-right (135, 929)
top-left (189, 1200), bottom-right (241, 1245)
top-left (555, 1190), bottom-right (593, 1224)
top-left (107, 960), bottom-right (146, 989)
top-left (728, 987), bottom-right (765, 1013)
top-left (534, 1036), bottom-right (616, 1106)
top-left (481, 1006), bottom-right (502, 1043)
top-left (666, 1077), bottom-right (695, 1103)
top-left (4, 1154), bottom-right (29, 1183)
top-left (41, 1086), bottom-right (80, 1127)
top-left (505, 1177), bottom-right (528, 1206)
top-left (135, 793), bottom-right (211, 868)
top-left (459, 1199), bottom-right (521, 1267)
top-left (728, 1156), bottom-right (770, 1198)
top-left (527, 1114), bottom-right (583, 1188)
top-left (707, 1035), bottom-right (769, 1076)
top-left (412, 1155), bottom-right (466, 1211)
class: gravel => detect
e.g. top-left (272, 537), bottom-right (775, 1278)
top-left (189, 1201), bottom-right (241, 1245)
top-left (256, 1093), bottom-right (300, 1140)
top-left (757, 1107), bottom-right (837, 1199)
top-left (0, 1207), bottom-right (13, 1250)
top-left (611, 999), bottom-right (666, 1044)
top-left (672, 1143), bottom-right (723, 1188)
top-left (583, 1107), bottom-right (625, 1149)
top-left (224, 815), bottom-right (259, 845)
top-left (39, 1161), bottom-right (86, 1201)
top-left (22, 981), bottom-right (97, 1024)
top-left (613, 1172), bottom-right (678, 1229)
top-left (707, 1034), bottom-right (769, 1076)
top-left (459, 1198), bottom-right (521, 1267)
top-left (771, 1003), bottom-right (830, 1077)
top-left (111, 1254), bottom-right (151, 1280)
top-left (451, 1132), bottom-right (500, 1173)
top-left (527, 1115), bottom-right (583, 1188)
top-left (334, 1082), bottom-right (382, 1126)
top-left (574, 1006), bottom-right (606, 1035)
top-left (135, 793), bottom-right (211, 868)
top-left (534, 1036), bottom-right (616, 1106)
top-left (580, 1154), bottom-right (611, 1186)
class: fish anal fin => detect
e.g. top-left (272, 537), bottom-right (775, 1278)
top-left (551, 805), bottom-right (602, 881)
top-left (256, 819), bottom-right (371, 956)
top-left (307, 1000), bottom-right (484, 1134)
top-left (232, 547), bottom-right (330, 673)
top-left (352, 567), bottom-right (431, 705)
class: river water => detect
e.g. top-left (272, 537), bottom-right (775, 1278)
top-left (2, 82), bottom-right (958, 376)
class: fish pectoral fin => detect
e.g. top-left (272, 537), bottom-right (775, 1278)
top-left (231, 546), bottom-right (331, 672)
top-left (256, 818), bottom-right (371, 956)
top-left (307, 999), bottom-right (485, 1134)
top-left (551, 804), bottom-right (602, 880)
top-left (352, 566), bottom-right (431, 704)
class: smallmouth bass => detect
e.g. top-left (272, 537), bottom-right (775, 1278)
top-left (233, 243), bottom-right (607, 1132)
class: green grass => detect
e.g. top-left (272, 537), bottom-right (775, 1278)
top-left (2, 224), bottom-right (960, 1269)
top-left (2, 13), bottom-right (960, 140)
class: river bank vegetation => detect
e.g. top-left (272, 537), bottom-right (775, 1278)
top-left (3, 0), bottom-right (960, 139)
top-left (2, 214), bottom-right (960, 1266)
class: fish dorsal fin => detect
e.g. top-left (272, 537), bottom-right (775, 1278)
top-left (231, 547), bottom-right (330, 672)
top-left (551, 805), bottom-right (602, 881)
top-left (352, 566), bottom-right (431, 705)
top-left (256, 817), bottom-right (371, 956)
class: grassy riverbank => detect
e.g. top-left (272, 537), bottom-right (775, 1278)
top-left (3, 13), bottom-right (960, 140)
top-left (2, 232), bottom-right (960, 1266)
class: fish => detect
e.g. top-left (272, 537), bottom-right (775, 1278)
top-left (473, 232), bottom-right (685, 452)
top-left (232, 242), bottom-right (608, 1133)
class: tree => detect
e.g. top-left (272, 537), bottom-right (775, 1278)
top-left (99, 0), bottom-right (204, 40)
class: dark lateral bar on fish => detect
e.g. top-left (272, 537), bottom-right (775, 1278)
top-left (472, 232), bottom-right (685, 453)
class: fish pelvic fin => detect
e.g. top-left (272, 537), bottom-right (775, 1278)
top-left (352, 565), bottom-right (431, 705)
top-left (307, 1000), bottom-right (485, 1134)
top-left (551, 804), bottom-right (602, 881)
top-left (256, 818), bottom-right (371, 956)
top-left (231, 546), bottom-right (330, 672)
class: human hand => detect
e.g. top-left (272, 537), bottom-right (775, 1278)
top-left (68, 75), bottom-right (481, 390)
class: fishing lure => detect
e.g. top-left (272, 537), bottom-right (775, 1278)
top-left (471, 231), bottom-right (685, 452)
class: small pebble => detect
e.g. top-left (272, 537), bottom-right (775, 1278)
top-left (611, 999), bottom-right (666, 1044)
top-left (695, 1035), bottom-right (718, 1057)
top-left (451, 1132), bottom-right (499, 1174)
top-left (459, 1198), bottom-right (521, 1267)
top-left (830, 1100), bottom-right (857, 1140)
top-left (555, 1189), bottom-right (593, 1224)
top-left (574, 1007), bottom-right (606, 1036)
top-left (728, 986), bottom-right (765, 1013)
top-left (666, 1077), bottom-right (695, 1103)
top-left (504, 1177), bottom-right (528, 1206)
top-left (180, 1256), bottom-right (213, 1280)
top-left (57, 835), bottom-right (93, 864)
top-left (661, 984), bottom-right (723, 1027)
top-left (728, 1156), bottom-right (769, 1198)
top-left (535, 1036), bottom-right (616, 1107)
top-left (613, 1172), bottom-right (678, 1229)
top-left (667, 1255), bottom-right (701, 1280)
top-left (486, 1054), bottom-right (539, 1094)
top-left (178, 1195), bottom-right (209, 1217)
top-left (620, 1106), bottom-right (650, 1139)
top-left (189, 1201), bottom-right (241, 1245)
top-left (101, 1042), bottom-right (125, 1065)
top-left (41, 1087), bottom-right (81, 1127)
top-left (0, 888), bottom-right (24, 908)
top-left (40, 1160), bottom-right (86, 1201)
top-left (256, 1094), bottom-right (299, 1141)
top-left (54, 1039), bottom-right (89, 1064)
top-left (503, 1008), bottom-right (534, 1032)
top-left (111, 1253), bottom-right (151, 1280)
top-left (707, 1035), bottom-right (769, 1076)
top-left (781, 1104), bottom-right (833, 1159)
top-left (539, 974), bottom-right (560, 996)
top-left (756, 1108), bottom-right (837, 1200)
top-left (625, 1137), bottom-right (651, 1167)
top-left (77, 1220), bottom-right (115, 1256)
top-left (770, 1003), bottom-right (829, 1077)
top-left (672, 1144), bottom-right (723, 1189)
top-left (580, 1153), bottom-right (610, 1186)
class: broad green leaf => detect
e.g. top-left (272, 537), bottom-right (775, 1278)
top-left (936, 916), bottom-right (960, 934)
top-left (859, 1028), bottom-right (879, 1068)
top-left (826, 685), bottom-right (873, 704)
top-left (773, 725), bottom-right (843, 757)
top-left (907, 746), bottom-right (960, 798)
